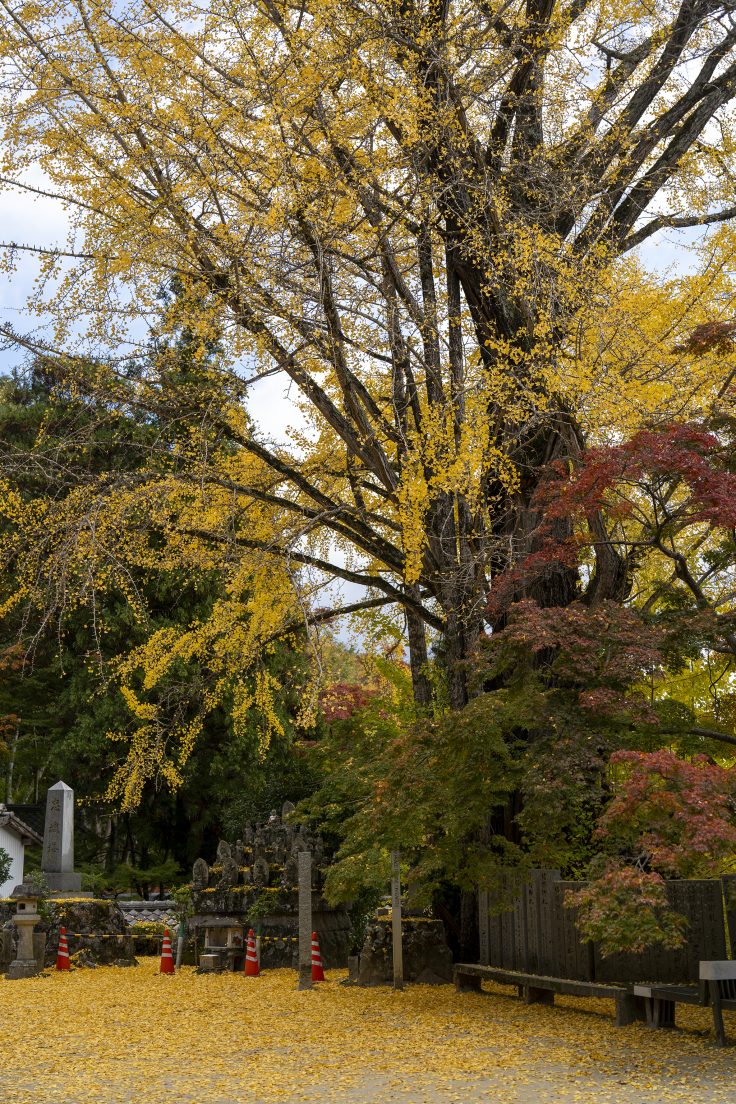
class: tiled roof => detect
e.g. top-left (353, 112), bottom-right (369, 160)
top-left (118, 899), bottom-right (178, 926)
top-left (0, 806), bottom-right (44, 846)
top-left (5, 803), bottom-right (44, 838)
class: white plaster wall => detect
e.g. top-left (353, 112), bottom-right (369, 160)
top-left (0, 825), bottom-right (25, 896)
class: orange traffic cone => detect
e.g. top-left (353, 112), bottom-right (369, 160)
top-left (244, 928), bottom-right (259, 977)
top-left (311, 931), bottom-right (325, 982)
top-left (160, 927), bottom-right (175, 974)
top-left (56, 926), bottom-right (70, 971)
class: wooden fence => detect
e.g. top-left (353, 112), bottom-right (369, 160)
top-left (478, 869), bottom-right (731, 983)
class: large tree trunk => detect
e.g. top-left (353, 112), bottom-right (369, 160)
top-left (406, 588), bottom-right (433, 707)
top-left (4, 719), bottom-right (19, 804)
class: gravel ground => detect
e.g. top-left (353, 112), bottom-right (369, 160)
top-left (0, 964), bottom-right (733, 1104)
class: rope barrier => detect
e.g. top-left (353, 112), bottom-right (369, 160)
top-left (62, 932), bottom-right (301, 941)
top-left (66, 932), bottom-right (154, 940)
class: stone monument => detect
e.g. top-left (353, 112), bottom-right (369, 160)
top-left (41, 781), bottom-right (82, 894)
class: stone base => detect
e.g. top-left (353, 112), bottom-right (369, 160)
top-left (44, 872), bottom-right (83, 894)
top-left (356, 918), bottom-right (454, 986)
top-left (198, 953), bottom-right (221, 973)
top-left (6, 958), bottom-right (41, 979)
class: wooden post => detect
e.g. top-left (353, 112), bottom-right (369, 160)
top-left (722, 876), bottom-right (736, 957)
top-left (709, 980), bottom-right (727, 1047)
top-left (175, 918), bottom-right (186, 970)
top-left (391, 850), bottom-right (403, 990)
top-left (297, 851), bottom-right (313, 990)
top-left (478, 889), bottom-right (490, 966)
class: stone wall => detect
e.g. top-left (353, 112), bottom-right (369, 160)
top-left (0, 898), bottom-right (136, 971)
top-left (355, 918), bottom-right (453, 986)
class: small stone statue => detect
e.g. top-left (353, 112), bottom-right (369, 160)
top-left (216, 840), bottom-right (238, 887)
top-left (268, 808), bottom-right (281, 826)
top-left (219, 855), bottom-right (239, 888)
top-left (234, 839), bottom-right (244, 867)
top-left (252, 857), bottom-right (270, 887)
top-left (192, 858), bottom-right (209, 891)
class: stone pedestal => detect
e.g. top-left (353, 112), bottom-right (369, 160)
top-left (45, 871), bottom-right (83, 894)
top-left (6, 957), bottom-right (39, 979)
top-left (46, 901), bottom-right (135, 967)
top-left (198, 953), bottom-right (220, 972)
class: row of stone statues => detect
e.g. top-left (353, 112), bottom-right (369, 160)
top-left (191, 803), bottom-right (326, 894)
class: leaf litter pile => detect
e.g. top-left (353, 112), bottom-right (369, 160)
top-left (0, 960), bottom-right (733, 1103)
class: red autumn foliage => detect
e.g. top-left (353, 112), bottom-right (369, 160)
top-left (486, 541), bottom-right (580, 621)
top-left (485, 407), bottom-right (736, 639)
top-left (542, 423), bottom-right (736, 529)
top-left (569, 750), bottom-right (736, 953)
top-left (319, 681), bottom-right (377, 723)
top-left (672, 320), bottom-right (736, 355)
top-left (597, 749), bottom-right (736, 878)
top-left (488, 599), bottom-right (664, 725)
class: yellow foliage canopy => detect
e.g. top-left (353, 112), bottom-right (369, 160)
top-left (1, 0), bottom-right (736, 782)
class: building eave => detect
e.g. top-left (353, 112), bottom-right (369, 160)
top-left (0, 808), bottom-right (44, 847)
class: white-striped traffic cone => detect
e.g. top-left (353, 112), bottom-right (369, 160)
top-left (245, 928), bottom-right (260, 977)
top-left (160, 927), bottom-right (175, 974)
top-left (56, 926), bottom-right (70, 971)
top-left (311, 931), bottom-right (325, 982)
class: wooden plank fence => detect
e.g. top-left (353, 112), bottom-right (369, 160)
top-left (479, 869), bottom-right (728, 984)
top-left (722, 875), bottom-right (736, 957)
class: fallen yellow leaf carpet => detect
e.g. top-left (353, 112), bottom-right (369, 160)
top-left (0, 960), bottom-right (733, 1103)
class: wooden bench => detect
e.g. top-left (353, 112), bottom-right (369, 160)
top-left (634, 961), bottom-right (736, 1046)
top-left (632, 982), bottom-right (705, 1029)
top-left (454, 963), bottom-right (646, 1027)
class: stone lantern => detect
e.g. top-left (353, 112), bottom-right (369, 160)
top-left (6, 880), bottom-right (43, 979)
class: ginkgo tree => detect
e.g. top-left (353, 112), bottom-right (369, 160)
top-left (2, 0), bottom-right (736, 791)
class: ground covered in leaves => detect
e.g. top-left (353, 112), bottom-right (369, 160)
top-left (1, 959), bottom-right (734, 1103)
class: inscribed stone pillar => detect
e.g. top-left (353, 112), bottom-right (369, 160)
top-left (391, 850), bottom-right (404, 990)
top-left (297, 851), bottom-right (313, 990)
top-left (42, 781), bottom-right (82, 893)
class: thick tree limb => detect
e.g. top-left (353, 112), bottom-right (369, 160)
top-left (660, 725), bottom-right (736, 748)
top-left (621, 204), bottom-right (736, 252)
top-left (178, 526), bottom-right (444, 630)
